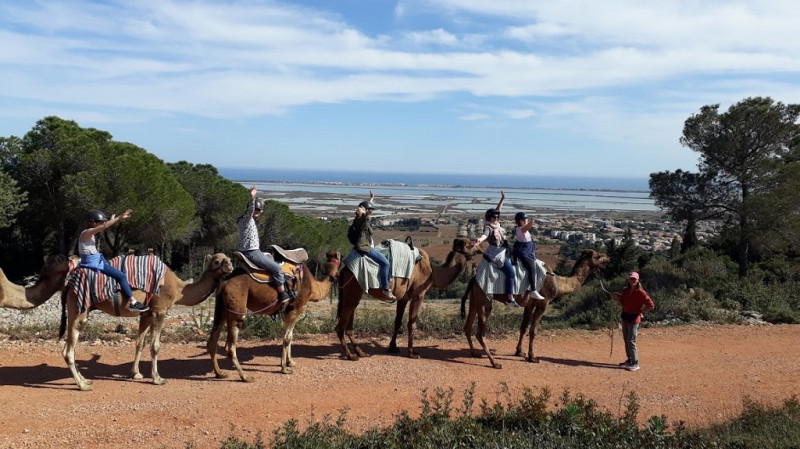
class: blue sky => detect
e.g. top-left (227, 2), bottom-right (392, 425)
top-left (1, 0), bottom-right (798, 179)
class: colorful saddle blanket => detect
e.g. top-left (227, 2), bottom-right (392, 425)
top-left (474, 258), bottom-right (547, 295)
top-left (67, 254), bottom-right (167, 312)
top-left (343, 239), bottom-right (421, 291)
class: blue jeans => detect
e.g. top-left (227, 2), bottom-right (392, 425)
top-left (80, 255), bottom-right (135, 300)
top-left (364, 248), bottom-right (391, 290)
top-left (242, 249), bottom-right (285, 285)
top-left (499, 256), bottom-right (516, 295)
top-left (622, 321), bottom-right (639, 364)
top-left (98, 263), bottom-right (135, 300)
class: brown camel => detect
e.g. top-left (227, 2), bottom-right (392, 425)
top-left (461, 249), bottom-right (610, 368)
top-left (0, 255), bottom-right (74, 309)
top-left (337, 237), bottom-right (479, 360)
top-left (60, 253), bottom-right (233, 391)
top-left (387, 237), bottom-right (480, 358)
top-left (207, 250), bottom-right (340, 380)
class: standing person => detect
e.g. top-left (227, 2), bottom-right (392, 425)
top-left (350, 190), bottom-right (396, 302)
top-left (512, 212), bottom-right (546, 300)
top-left (473, 190), bottom-right (519, 307)
top-left (78, 209), bottom-right (149, 312)
top-left (612, 272), bottom-right (655, 371)
top-left (238, 185), bottom-right (289, 303)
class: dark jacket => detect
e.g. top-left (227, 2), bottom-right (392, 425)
top-left (352, 214), bottom-right (373, 253)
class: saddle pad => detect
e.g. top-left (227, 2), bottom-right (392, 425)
top-left (343, 239), bottom-right (421, 291)
top-left (475, 259), bottom-right (546, 295)
top-left (67, 254), bottom-right (166, 312)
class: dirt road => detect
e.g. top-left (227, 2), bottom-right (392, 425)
top-left (1, 324), bottom-right (799, 449)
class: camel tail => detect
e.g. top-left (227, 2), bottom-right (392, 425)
top-left (460, 278), bottom-right (475, 320)
top-left (58, 288), bottom-right (67, 339)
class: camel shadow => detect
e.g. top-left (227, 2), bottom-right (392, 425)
top-left (0, 363), bottom-right (78, 390)
top-left (535, 356), bottom-right (621, 370)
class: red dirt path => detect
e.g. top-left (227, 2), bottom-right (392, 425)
top-left (1, 324), bottom-right (799, 449)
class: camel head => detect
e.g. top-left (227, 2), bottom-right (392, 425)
top-left (323, 250), bottom-right (341, 280)
top-left (39, 254), bottom-right (75, 278)
top-left (444, 237), bottom-right (481, 267)
top-left (581, 249), bottom-right (611, 272)
top-left (204, 253), bottom-right (234, 280)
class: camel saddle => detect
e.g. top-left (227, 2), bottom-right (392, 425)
top-left (233, 245), bottom-right (308, 284)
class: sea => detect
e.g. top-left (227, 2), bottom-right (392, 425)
top-left (219, 168), bottom-right (658, 213)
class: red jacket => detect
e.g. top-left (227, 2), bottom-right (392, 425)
top-left (619, 286), bottom-right (654, 324)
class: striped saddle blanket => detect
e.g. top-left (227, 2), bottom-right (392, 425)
top-left (343, 239), bottom-right (421, 291)
top-left (67, 254), bottom-right (167, 312)
top-left (474, 258), bottom-right (547, 295)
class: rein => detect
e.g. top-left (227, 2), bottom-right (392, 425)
top-left (597, 273), bottom-right (616, 358)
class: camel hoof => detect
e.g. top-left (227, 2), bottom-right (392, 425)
top-left (131, 373), bottom-right (143, 380)
top-left (355, 349), bottom-right (369, 358)
top-left (281, 368), bottom-right (293, 375)
top-left (241, 376), bottom-right (254, 383)
top-left (84, 379), bottom-right (94, 385)
top-left (407, 352), bottom-right (420, 359)
top-left (78, 384), bottom-right (94, 392)
top-left (492, 363), bottom-right (503, 369)
top-left (152, 377), bottom-right (167, 386)
top-left (346, 354), bottom-right (360, 361)
top-left (513, 350), bottom-right (523, 357)
top-left (526, 356), bottom-right (540, 364)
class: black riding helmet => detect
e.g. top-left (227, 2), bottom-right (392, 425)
top-left (254, 199), bottom-right (264, 211)
top-left (85, 209), bottom-right (109, 222)
top-left (514, 211), bottom-right (527, 223)
top-left (485, 208), bottom-right (500, 220)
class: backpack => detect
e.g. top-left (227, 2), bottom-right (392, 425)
top-left (347, 222), bottom-right (360, 246)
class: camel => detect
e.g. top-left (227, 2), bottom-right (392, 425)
top-left (207, 250), bottom-right (340, 380)
top-left (60, 253), bottom-right (233, 391)
top-left (461, 249), bottom-right (610, 368)
top-left (386, 237), bottom-right (480, 358)
top-left (337, 237), bottom-right (479, 360)
top-left (0, 255), bottom-right (74, 309)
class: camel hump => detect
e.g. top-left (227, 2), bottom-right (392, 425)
top-left (268, 245), bottom-right (308, 265)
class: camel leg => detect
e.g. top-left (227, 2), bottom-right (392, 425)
top-left (475, 302), bottom-right (502, 369)
top-left (206, 310), bottom-right (228, 379)
top-left (405, 297), bottom-right (423, 359)
top-left (525, 306), bottom-right (547, 363)
top-left (131, 312), bottom-right (154, 380)
top-left (463, 298), bottom-right (481, 358)
top-left (335, 308), bottom-right (358, 361)
top-left (346, 311), bottom-right (369, 359)
top-left (515, 306), bottom-right (534, 357)
top-left (227, 317), bottom-right (252, 382)
top-left (62, 302), bottom-right (93, 391)
top-left (387, 300), bottom-right (408, 354)
top-left (281, 321), bottom-right (297, 374)
top-left (149, 311), bottom-right (167, 385)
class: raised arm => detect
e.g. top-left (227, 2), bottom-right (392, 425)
top-left (80, 209), bottom-right (133, 241)
top-left (495, 190), bottom-right (505, 212)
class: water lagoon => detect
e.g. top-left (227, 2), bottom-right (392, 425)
top-left (250, 182), bottom-right (658, 217)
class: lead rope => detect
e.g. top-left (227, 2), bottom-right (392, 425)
top-left (598, 275), bottom-right (615, 358)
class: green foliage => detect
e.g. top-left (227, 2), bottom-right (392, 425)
top-left (230, 386), bottom-right (800, 449)
top-left (0, 169), bottom-right (26, 229)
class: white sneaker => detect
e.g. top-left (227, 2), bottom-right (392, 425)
top-left (626, 364), bottom-right (640, 371)
top-left (531, 290), bottom-right (545, 300)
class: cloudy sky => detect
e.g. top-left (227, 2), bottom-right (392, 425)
top-left (1, 0), bottom-right (798, 179)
